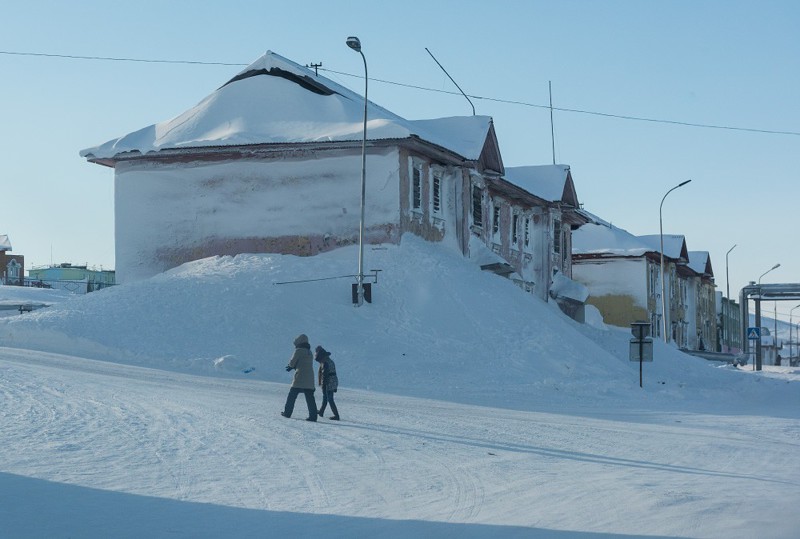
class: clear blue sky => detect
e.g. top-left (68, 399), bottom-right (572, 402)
top-left (1, 1), bottom-right (798, 315)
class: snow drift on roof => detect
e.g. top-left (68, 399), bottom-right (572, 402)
top-left (80, 51), bottom-right (493, 162)
top-left (503, 165), bottom-right (571, 202)
top-left (688, 251), bottom-right (712, 276)
top-left (638, 234), bottom-right (687, 261)
top-left (572, 222), bottom-right (651, 257)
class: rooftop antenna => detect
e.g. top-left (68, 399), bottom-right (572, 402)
top-left (425, 47), bottom-right (475, 116)
top-left (549, 81), bottom-right (556, 165)
top-left (306, 62), bottom-right (322, 76)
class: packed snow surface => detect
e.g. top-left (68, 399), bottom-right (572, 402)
top-left (1, 236), bottom-right (798, 538)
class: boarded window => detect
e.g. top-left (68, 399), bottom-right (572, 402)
top-left (412, 167), bottom-right (422, 210)
top-left (553, 218), bottom-right (562, 254)
top-left (512, 212), bottom-right (519, 244)
top-left (471, 185), bottom-right (483, 227)
top-left (524, 218), bottom-right (530, 248)
top-left (432, 175), bottom-right (441, 214)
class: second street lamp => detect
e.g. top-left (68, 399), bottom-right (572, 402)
top-left (755, 263), bottom-right (780, 370)
top-left (659, 179), bottom-right (691, 343)
top-left (723, 243), bottom-right (737, 349)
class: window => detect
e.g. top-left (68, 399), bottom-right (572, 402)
top-left (524, 218), bottom-right (530, 248)
top-left (471, 185), bottom-right (483, 227)
top-left (7, 260), bottom-right (19, 280)
top-left (412, 166), bottom-right (422, 210)
top-left (649, 264), bottom-right (659, 297)
top-left (512, 212), bottom-right (519, 245)
top-left (492, 204), bottom-right (500, 236)
top-left (432, 174), bottom-right (441, 214)
top-left (553, 218), bottom-right (562, 254)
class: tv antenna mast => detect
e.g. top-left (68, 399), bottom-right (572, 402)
top-left (425, 47), bottom-right (475, 116)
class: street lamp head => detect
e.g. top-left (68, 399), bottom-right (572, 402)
top-left (346, 36), bottom-right (362, 52)
top-left (678, 179), bottom-right (692, 187)
top-left (772, 263), bottom-right (781, 271)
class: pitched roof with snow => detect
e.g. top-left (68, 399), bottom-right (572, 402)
top-left (688, 251), bottom-right (713, 277)
top-left (0, 234), bottom-right (11, 251)
top-left (80, 51), bottom-right (495, 163)
top-left (572, 222), bottom-right (652, 257)
top-left (503, 165), bottom-right (578, 205)
top-left (638, 234), bottom-right (689, 262)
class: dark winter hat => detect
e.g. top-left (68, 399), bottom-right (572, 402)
top-left (314, 346), bottom-right (330, 359)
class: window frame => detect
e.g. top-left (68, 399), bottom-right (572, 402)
top-left (411, 165), bottom-right (422, 211)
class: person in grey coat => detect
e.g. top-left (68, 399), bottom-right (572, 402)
top-left (281, 334), bottom-right (318, 421)
top-left (314, 346), bottom-right (339, 420)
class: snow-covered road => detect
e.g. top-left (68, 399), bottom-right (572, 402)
top-left (2, 347), bottom-right (798, 538)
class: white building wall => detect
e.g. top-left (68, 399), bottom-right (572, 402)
top-left (572, 258), bottom-right (648, 308)
top-left (114, 150), bottom-right (402, 283)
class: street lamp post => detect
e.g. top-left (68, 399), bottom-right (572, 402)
top-left (723, 244), bottom-right (736, 350)
top-left (659, 179), bottom-right (691, 343)
top-left (790, 304), bottom-right (800, 362)
top-left (756, 263), bottom-right (780, 370)
top-left (346, 36), bottom-right (368, 307)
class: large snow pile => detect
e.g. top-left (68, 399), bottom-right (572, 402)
top-left (0, 235), bottom-right (790, 412)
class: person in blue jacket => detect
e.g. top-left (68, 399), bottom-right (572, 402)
top-left (314, 346), bottom-right (339, 420)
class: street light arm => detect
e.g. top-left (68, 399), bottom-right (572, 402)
top-left (659, 179), bottom-right (692, 214)
top-left (758, 263), bottom-right (780, 284)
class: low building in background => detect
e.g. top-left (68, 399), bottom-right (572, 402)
top-left (717, 292), bottom-right (742, 354)
top-left (27, 263), bottom-right (115, 294)
top-left (571, 216), bottom-right (718, 351)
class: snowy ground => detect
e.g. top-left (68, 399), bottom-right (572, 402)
top-left (1, 237), bottom-right (798, 538)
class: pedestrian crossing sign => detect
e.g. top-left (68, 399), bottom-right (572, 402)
top-left (747, 327), bottom-right (761, 340)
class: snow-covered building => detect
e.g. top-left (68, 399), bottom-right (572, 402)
top-left (0, 235), bottom-right (25, 286)
top-left (80, 51), bottom-right (504, 283)
top-left (499, 165), bottom-right (587, 304)
top-left (682, 251), bottom-right (717, 351)
top-left (571, 219), bottom-right (714, 349)
top-left (717, 291), bottom-right (742, 354)
top-left (636, 233), bottom-right (691, 346)
top-left (80, 50), bottom-right (585, 307)
top-left (572, 221), bottom-right (660, 331)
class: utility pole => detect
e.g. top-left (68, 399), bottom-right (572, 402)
top-left (307, 62), bottom-right (322, 76)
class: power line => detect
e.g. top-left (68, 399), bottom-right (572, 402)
top-left (320, 67), bottom-right (800, 137)
top-left (2, 49), bottom-right (798, 137)
top-left (0, 50), bottom-right (246, 66)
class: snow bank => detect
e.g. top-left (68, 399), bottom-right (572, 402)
top-left (0, 235), bottom-right (796, 413)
